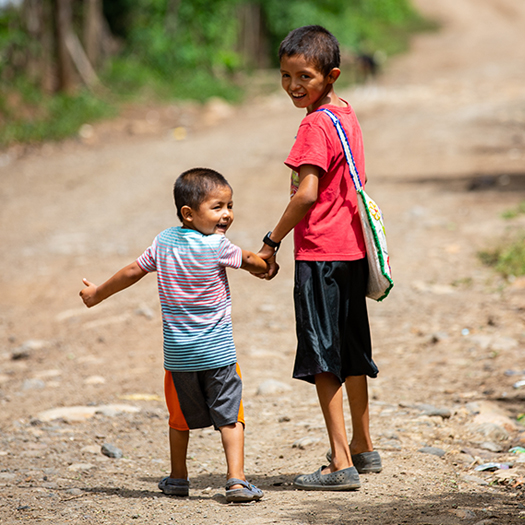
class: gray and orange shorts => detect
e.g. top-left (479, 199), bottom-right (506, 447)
top-left (164, 363), bottom-right (245, 431)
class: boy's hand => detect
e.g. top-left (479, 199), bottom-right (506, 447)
top-left (254, 246), bottom-right (279, 280)
top-left (264, 255), bottom-right (279, 280)
top-left (79, 278), bottom-right (100, 307)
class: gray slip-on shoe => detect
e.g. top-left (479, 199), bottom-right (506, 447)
top-left (294, 466), bottom-right (361, 491)
top-left (325, 449), bottom-right (382, 474)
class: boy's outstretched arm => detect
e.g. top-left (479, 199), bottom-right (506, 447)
top-left (257, 164), bottom-right (319, 278)
top-left (241, 250), bottom-right (274, 275)
top-left (80, 261), bottom-right (147, 307)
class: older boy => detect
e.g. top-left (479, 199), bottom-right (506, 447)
top-left (258, 25), bottom-right (381, 490)
top-left (80, 168), bottom-right (267, 502)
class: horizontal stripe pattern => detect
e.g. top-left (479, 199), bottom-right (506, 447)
top-left (137, 227), bottom-right (242, 371)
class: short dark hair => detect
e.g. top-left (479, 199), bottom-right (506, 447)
top-left (279, 25), bottom-right (340, 76)
top-left (173, 168), bottom-right (231, 222)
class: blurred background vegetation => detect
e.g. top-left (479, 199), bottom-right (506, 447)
top-left (0, 0), bottom-right (431, 147)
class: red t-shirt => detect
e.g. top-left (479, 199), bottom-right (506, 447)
top-left (285, 101), bottom-right (366, 261)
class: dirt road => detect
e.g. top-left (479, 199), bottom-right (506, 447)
top-left (1, 0), bottom-right (525, 523)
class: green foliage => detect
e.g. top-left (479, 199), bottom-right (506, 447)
top-left (103, 57), bottom-right (243, 103)
top-left (0, 4), bottom-right (29, 79)
top-left (116, 0), bottom-right (241, 77)
top-left (0, 0), bottom-right (430, 147)
top-left (0, 79), bottom-right (115, 147)
top-left (262, 0), bottom-right (429, 59)
top-left (501, 201), bottom-right (525, 220)
top-left (479, 236), bottom-right (525, 278)
top-left (109, 0), bottom-right (428, 87)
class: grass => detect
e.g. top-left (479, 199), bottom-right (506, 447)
top-left (479, 236), bottom-right (525, 278)
top-left (501, 201), bottom-right (525, 220)
top-left (0, 82), bottom-right (116, 148)
top-left (0, 61), bottom-right (246, 149)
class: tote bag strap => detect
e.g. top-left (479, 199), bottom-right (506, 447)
top-left (317, 108), bottom-right (363, 193)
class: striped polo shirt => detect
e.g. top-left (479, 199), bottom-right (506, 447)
top-left (136, 227), bottom-right (242, 371)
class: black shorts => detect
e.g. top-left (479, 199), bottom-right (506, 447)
top-left (293, 259), bottom-right (378, 384)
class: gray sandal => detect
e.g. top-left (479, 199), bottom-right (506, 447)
top-left (158, 476), bottom-right (189, 496)
top-left (325, 449), bottom-right (382, 474)
top-left (294, 466), bottom-right (361, 491)
top-left (225, 478), bottom-right (263, 503)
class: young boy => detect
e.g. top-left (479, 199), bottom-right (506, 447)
top-left (80, 168), bottom-right (267, 502)
top-left (257, 25), bottom-right (381, 490)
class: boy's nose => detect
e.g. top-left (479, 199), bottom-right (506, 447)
top-left (290, 78), bottom-right (300, 90)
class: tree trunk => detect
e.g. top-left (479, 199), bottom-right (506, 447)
top-left (83, 0), bottom-right (102, 68)
top-left (237, 3), bottom-right (269, 69)
top-left (54, 0), bottom-right (75, 93)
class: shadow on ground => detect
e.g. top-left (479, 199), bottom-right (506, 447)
top-left (378, 172), bottom-right (525, 193)
top-left (284, 490), bottom-right (525, 524)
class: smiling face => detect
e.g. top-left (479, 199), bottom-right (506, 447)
top-left (181, 184), bottom-right (234, 236)
top-left (280, 54), bottom-right (340, 113)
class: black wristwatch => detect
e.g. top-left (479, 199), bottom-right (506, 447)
top-left (263, 231), bottom-right (281, 253)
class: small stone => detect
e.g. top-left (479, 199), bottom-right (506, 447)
top-left (81, 445), bottom-right (100, 454)
top-left (256, 379), bottom-right (292, 396)
top-left (101, 443), bottom-right (123, 459)
top-left (472, 422), bottom-right (510, 442)
top-left (67, 463), bottom-right (95, 472)
top-left (461, 475), bottom-right (488, 486)
top-left (378, 440), bottom-right (402, 451)
top-left (22, 379), bottom-right (46, 390)
top-left (66, 488), bottom-right (83, 496)
top-left (418, 446), bottom-right (446, 457)
top-left (491, 337), bottom-right (518, 351)
top-left (453, 509), bottom-right (476, 519)
top-left (84, 375), bottom-right (105, 385)
top-left (478, 441), bottom-right (503, 453)
top-left (430, 332), bottom-right (449, 343)
top-left (416, 404), bottom-right (452, 419)
top-left (135, 304), bottom-right (155, 319)
top-left (15, 339), bottom-right (48, 355)
top-left (292, 436), bottom-right (320, 449)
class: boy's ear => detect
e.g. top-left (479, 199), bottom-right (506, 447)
top-left (181, 205), bottom-right (193, 222)
top-left (327, 68), bottom-right (341, 84)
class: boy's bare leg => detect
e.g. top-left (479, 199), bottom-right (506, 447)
top-left (219, 422), bottom-right (245, 488)
top-left (169, 427), bottom-right (189, 479)
top-left (345, 375), bottom-right (374, 455)
top-left (315, 372), bottom-right (353, 473)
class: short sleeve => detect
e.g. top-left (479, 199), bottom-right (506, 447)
top-left (285, 120), bottom-right (332, 174)
top-left (217, 236), bottom-right (242, 269)
top-left (136, 236), bottom-right (158, 272)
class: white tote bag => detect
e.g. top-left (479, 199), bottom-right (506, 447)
top-left (319, 109), bottom-right (393, 301)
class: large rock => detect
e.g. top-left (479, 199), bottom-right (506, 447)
top-left (470, 401), bottom-right (516, 435)
top-left (37, 404), bottom-right (140, 422)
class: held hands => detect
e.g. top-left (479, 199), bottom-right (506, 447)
top-left (79, 278), bottom-right (99, 307)
top-left (253, 244), bottom-right (279, 281)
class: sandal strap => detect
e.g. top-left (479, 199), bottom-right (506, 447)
top-left (226, 478), bottom-right (250, 490)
